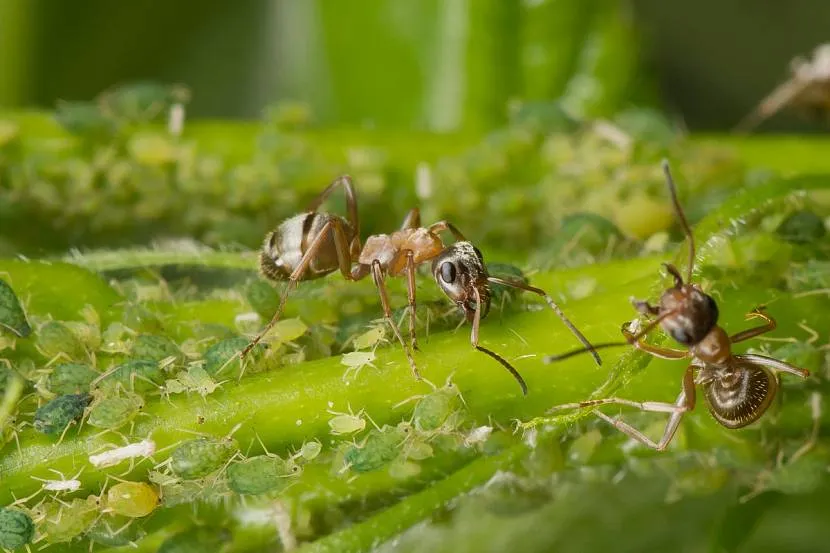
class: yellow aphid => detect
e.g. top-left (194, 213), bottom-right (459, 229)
top-left (106, 481), bottom-right (159, 518)
top-left (352, 326), bottom-right (386, 351)
top-left (273, 318), bottom-right (308, 343)
top-left (614, 194), bottom-right (674, 239)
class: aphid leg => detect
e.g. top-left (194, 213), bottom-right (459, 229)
top-left (370, 260), bottom-right (420, 380)
top-left (243, 218), bottom-right (356, 358)
top-left (730, 308), bottom-right (777, 343)
top-left (487, 276), bottom-right (601, 366)
top-left (790, 392), bottom-right (822, 464)
top-left (404, 250), bottom-right (419, 351)
top-left (621, 326), bottom-right (689, 360)
top-left (735, 353), bottom-right (810, 378)
top-left (470, 286), bottom-right (527, 395)
top-left (592, 366), bottom-right (696, 451)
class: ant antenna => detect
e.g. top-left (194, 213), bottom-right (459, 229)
top-left (661, 160), bottom-right (695, 284)
top-left (543, 310), bottom-right (676, 364)
top-left (471, 285), bottom-right (528, 395)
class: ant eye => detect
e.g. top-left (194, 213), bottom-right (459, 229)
top-left (440, 262), bottom-right (457, 284)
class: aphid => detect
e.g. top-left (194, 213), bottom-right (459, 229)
top-left (226, 455), bottom-right (301, 495)
top-left (397, 377), bottom-right (465, 433)
top-left (464, 425), bottom-right (494, 448)
top-left (89, 439), bottom-right (156, 468)
top-left (87, 516), bottom-right (145, 548)
top-left (163, 366), bottom-right (220, 399)
top-left (36, 320), bottom-right (88, 362)
top-left (292, 440), bottom-right (323, 462)
top-left (169, 436), bottom-right (238, 479)
top-left (543, 161), bottom-right (810, 450)
top-left (343, 422), bottom-right (411, 473)
top-left (203, 336), bottom-right (254, 377)
top-left (0, 278), bottom-right (31, 338)
top-left (40, 496), bottom-right (99, 543)
top-left (340, 350), bottom-right (377, 381)
top-left (736, 43), bottom-right (830, 132)
top-left (242, 176), bottom-right (600, 394)
top-left (32, 468), bottom-right (84, 493)
top-left (157, 527), bottom-right (231, 553)
top-left (93, 359), bottom-right (164, 392)
top-left (130, 334), bottom-right (183, 364)
top-left (33, 393), bottom-right (91, 435)
top-left (327, 405), bottom-right (368, 435)
top-left (0, 507), bottom-right (35, 550)
top-left (87, 392), bottom-right (144, 431)
top-left (53, 100), bottom-right (118, 140)
top-left (105, 481), bottom-right (159, 517)
top-left (45, 363), bottom-right (99, 395)
top-left (351, 325), bottom-right (387, 351)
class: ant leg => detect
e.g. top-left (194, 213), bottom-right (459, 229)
top-left (469, 285), bottom-right (527, 395)
top-left (487, 276), bottom-right (601, 366)
top-left (370, 260), bottom-right (421, 380)
top-left (305, 175), bottom-right (360, 236)
top-left (621, 326), bottom-right (688, 360)
top-left (403, 250), bottom-right (419, 351)
top-left (662, 263), bottom-right (684, 288)
top-left (735, 353), bottom-right (810, 379)
top-left (427, 220), bottom-right (467, 242)
top-left (729, 308), bottom-right (776, 343)
top-left (733, 78), bottom-right (809, 133)
top-left (243, 219), bottom-right (355, 358)
top-left (573, 366), bottom-right (696, 451)
top-left (399, 208), bottom-right (421, 230)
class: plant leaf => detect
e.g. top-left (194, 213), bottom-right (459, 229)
top-left (0, 279), bottom-right (31, 337)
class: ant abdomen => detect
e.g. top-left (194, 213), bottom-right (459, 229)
top-left (659, 285), bottom-right (719, 345)
top-left (703, 364), bottom-right (778, 429)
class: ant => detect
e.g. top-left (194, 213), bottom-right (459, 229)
top-left (241, 175), bottom-right (600, 394)
top-left (735, 43), bottom-right (830, 132)
top-left (543, 160), bottom-right (809, 450)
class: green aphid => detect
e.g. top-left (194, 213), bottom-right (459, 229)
top-left (37, 320), bottom-right (87, 361)
top-left (88, 393), bottom-right (144, 430)
top-left (53, 101), bottom-right (118, 140)
top-left (544, 212), bottom-right (632, 265)
top-left (0, 507), bottom-right (35, 550)
top-left (244, 279), bottom-right (280, 320)
top-left (158, 527), bottom-right (231, 553)
top-left (101, 359), bottom-right (164, 391)
top-left (170, 437), bottom-right (238, 479)
top-left (486, 263), bottom-right (528, 305)
top-left (203, 336), bottom-right (252, 377)
top-left (0, 279), bottom-right (31, 338)
top-left (776, 209), bottom-right (827, 244)
top-left (412, 381), bottom-right (464, 432)
top-left (41, 496), bottom-right (99, 543)
top-left (46, 363), bottom-right (99, 395)
top-left (131, 334), bottom-right (182, 363)
top-left (344, 423), bottom-right (411, 473)
top-left (33, 393), bottom-right (91, 435)
top-left (227, 455), bottom-right (301, 495)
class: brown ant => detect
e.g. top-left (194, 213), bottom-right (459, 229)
top-left (735, 43), bottom-right (830, 132)
top-left (241, 175), bottom-right (601, 394)
top-left (542, 160), bottom-right (809, 449)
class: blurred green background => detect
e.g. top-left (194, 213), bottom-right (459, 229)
top-left (2, 0), bottom-right (829, 131)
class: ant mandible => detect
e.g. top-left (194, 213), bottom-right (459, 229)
top-left (543, 160), bottom-right (809, 449)
top-left (241, 175), bottom-right (601, 394)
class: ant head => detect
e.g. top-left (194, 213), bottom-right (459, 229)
top-left (432, 241), bottom-right (491, 322)
top-left (657, 264), bottom-right (719, 346)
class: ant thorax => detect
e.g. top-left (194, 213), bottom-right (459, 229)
top-left (658, 284), bottom-right (719, 346)
top-left (689, 325), bottom-right (732, 366)
top-left (358, 228), bottom-right (444, 274)
top-left (260, 212), bottom-right (349, 281)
